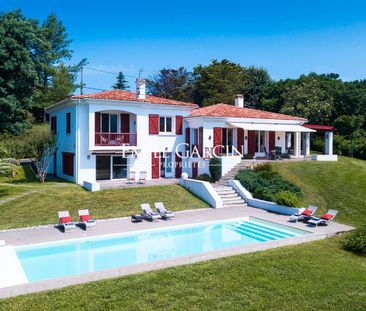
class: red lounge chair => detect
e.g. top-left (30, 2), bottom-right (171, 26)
top-left (289, 206), bottom-right (317, 222)
top-left (78, 209), bottom-right (96, 230)
top-left (308, 210), bottom-right (338, 226)
top-left (58, 211), bottom-right (76, 233)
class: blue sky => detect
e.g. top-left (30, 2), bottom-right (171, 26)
top-left (2, 0), bottom-right (366, 93)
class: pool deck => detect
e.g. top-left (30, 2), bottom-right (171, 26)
top-left (0, 206), bottom-right (353, 299)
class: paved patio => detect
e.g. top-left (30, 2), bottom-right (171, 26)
top-left (0, 206), bottom-right (353, 298)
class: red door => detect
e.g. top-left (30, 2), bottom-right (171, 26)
top-left (237, 128), bottom-right (244, 155)
top-left (213, 127), bottom-right (222, 155)
top-left (151, 152), bottom-right (160, 179)
top-left (192, 162), bottom-right (198, 179)
top-left (175, 152), bottom-right (182, 178)
top-left (269, 131), bottom-right (276, 152)
top-left (120, 113), bottom-right (130, 144)
top-left (248, 130), bottom-right (256, 155)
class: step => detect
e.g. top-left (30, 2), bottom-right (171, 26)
top-left (218, 193), bottom-right (240, 198)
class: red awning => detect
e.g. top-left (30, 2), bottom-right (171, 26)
top-left (303, 124), bottom-right (335, 132)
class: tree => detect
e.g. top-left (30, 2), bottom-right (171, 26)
top-left (0, 10), bottom-right (41, 134)
top-left (27, 126), bottom-right (56, 183)
top-left (112, 72), bottom-right (129, 90)
top-left (279, 74), bottom-right (334, 124)
top-left (146, 67), bottom-right (193, 101)
top-left (31, 13), bottom-right (73, 122)
top-left (192, 60), bottom-right (270, 107)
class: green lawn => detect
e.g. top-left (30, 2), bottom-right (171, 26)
top-left (272, 156), bottom-right (366, 226)
top-left (0, 165), bottom-right (208, 230)
top-left (1, 237), bottom-right (365, 311)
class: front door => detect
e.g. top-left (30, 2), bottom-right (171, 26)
top-left (192, 162), bottom-right (198, 179)
top-left (96, 156), bottom-right (111, 180)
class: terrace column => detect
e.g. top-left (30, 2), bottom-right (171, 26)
top-left (286, 132), bottom-right (292, 149)
top-left (325, 131), bottom-right (333, 155)
top-left (294, 132), bottom-right (301, 157)
top-left (305, 132), bottom-right (310, 156)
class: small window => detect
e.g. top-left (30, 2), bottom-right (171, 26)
top-left (66, 112), bottom-right (71, 134)
top-left (159, 116), bottom-right (173, 133)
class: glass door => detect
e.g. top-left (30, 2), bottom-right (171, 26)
top-left (112, 156), bottom-right (127, 179)
top-left (96, 156), bottom-right (111, 180)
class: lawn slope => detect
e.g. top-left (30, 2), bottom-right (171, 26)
top-left (272, 156), bottom-right (366, 226)
top-left (0, 166), bottom-right (208, 230)
top-left (1, 237), bottom-right (365, 311)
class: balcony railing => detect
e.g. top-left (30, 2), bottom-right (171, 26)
top-left (95, 132), bottom-right (137, 146)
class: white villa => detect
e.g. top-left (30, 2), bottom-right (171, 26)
top-left (45, 80), bottom-right (336, 187)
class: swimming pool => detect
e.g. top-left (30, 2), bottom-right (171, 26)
top-left (16, 217), bottom-right (308, 283)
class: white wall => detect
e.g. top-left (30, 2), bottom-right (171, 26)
top-left (179, 178), bottom-right (223, 208)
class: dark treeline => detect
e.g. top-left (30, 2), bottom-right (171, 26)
top-left (147, 61), bottom-right (366, 159)
top-left (0, 11), bottom-right (365, 159)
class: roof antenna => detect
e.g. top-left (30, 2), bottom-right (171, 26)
top-left (138, 67), bottom-right (144, 80)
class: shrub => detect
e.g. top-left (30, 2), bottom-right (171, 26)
top-left (209, 157), bottom-right (221, 182)
top-left (343, 226), bottom-right (366, 255)
top-left (235, 166), bottom-right (303, 203)
top-left (274, 191), bottom-right (302, 207)
top-left (253, 162), bottom-right (272, 172)
top-left (196, 174), bottom-right (212, 182)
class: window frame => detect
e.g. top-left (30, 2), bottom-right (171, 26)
top-left (101, 113), bottom-right (119, 133)
top-left (159, 116), bottom-right (174, 134)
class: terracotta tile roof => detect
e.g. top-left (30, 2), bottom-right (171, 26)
top-left (72, 90), bottom-right (197, 107)
top-left (189, 103), bottom-right (307, 121)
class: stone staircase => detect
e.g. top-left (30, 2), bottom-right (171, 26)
top-left (215, 160), bottom-right (253, 186)
top-left (213, 185), bottom-right (247, 208)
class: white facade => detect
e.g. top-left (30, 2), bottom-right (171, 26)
top-left (46, 91), bottom-right (334, 186)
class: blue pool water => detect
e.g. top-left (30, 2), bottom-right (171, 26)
top-left (16, 217), bottom-right (308, 283)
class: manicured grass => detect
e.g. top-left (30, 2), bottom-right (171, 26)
top-left (1, 237), bottom-right (365, 310)
top-left (0, 166), bottom-right (209, 230)
top-left (272, 156), bottom-right (366, 226)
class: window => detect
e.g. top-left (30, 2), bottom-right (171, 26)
top-left (255, 131), bottom-right (266, 153)
top-left (101, 113), bottom-right (118, 133)
top-left (159, 116), bottom-right (173, 133)
top-left (66, 112), bottom-right (71, 134)
top-left (193, 129), bottom-right (199, 145)
top-left (51, 116), bottom-right (57, 134)
top-left (62, 153), bottom-right (74, 177)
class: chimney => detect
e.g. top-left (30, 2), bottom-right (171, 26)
top-left (136, 79), bottom-right (146, 99)
top-left (235, 94), bottom-right (244, 108)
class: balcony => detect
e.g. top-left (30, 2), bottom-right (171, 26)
top-left (95, 132), bottom-right (137, 146)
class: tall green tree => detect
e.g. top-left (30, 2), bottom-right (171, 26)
top-left (0, 10), bottom-right (43, 134)
top-left (31, 13), bottom-right (73, 122)
top-left (112, 71), bottom-right (129, 90)
top-left (146, 67), bottom-right (193, 101)
top-left (192, 60), bottom-right (270, 107)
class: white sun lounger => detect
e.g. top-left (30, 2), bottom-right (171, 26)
top-left (289, 205), bottom-right (317, 222)
top-left (58, 211), bottom-right (76, 233)
top-left (141, 203), bottom-right (160, 221)
top-left (78, 209), bottom-right (96, 230)
top-left (308, 209), bottom-right (338, 226)
top-left (155, 202), bottom-right (175, 220)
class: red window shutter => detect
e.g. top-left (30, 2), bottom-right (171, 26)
top-left (151, 152), bottom-right (160, 179)
top-left (120, 113), bottom-right (130, 144)
top-left (66, 112), bottom-right (71, 134)
top-left (149, 114), bottom-right (159, 134)
top-left (237, 128), bottom-right (244, 155)
top-left (185, 128), bottom-right (190, 151)
top-left (51, 116), bottom-right (57, 134)
top-left (95, 112), bottom-right (100, 133)
top-left (269, 131), bottom-right (276, 152)
top-left (175, 152), bottom-right (182, 178)
top-left (198, 127), bottom-right (203, 156)
top-left (248, 131), bottom-right (256, 155)
top-left (175, 115), bottom-right (183, 135)
top-left (213, 128), bottom-right (222, 154)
